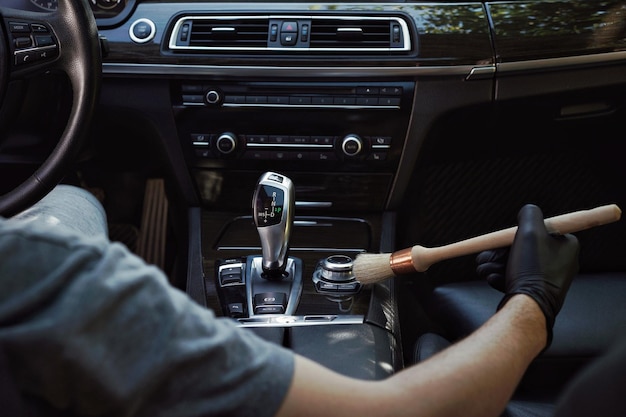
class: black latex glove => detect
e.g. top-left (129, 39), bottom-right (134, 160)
top-left (476, 247), bottom-right (509, 292)
top-left (476, 204), bottom-right (580, 347)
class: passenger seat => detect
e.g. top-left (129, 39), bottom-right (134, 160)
top-left (414, 272), bottom-right (626, 416)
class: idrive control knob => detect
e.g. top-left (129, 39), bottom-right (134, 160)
top-left (312, 255), bottom-right (362, 295)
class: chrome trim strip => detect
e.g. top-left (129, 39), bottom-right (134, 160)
top-left (247, 143), bottom-right (334, 149)
top-left (103, 63), bottom-right (483, 77)
top-left (102, 51), bottom-right (626, 78)
top-left (216, 245), bottom-right (365, 253)
top-left (223, 103), bottom-right (399, 109)
top-left (237, 314), bottom-right (364, 327)
top-left (497, 51), bottom-right (626, 74)
top-left (295, 201), bottom-right (333, 208)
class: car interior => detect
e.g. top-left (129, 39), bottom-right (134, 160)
top-left (1, 0), bottom-right (626, 415)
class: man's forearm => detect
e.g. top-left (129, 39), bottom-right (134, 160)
top-left (386, 294), bottom-right (547, 417)
top-left (276, 294), bottom-right (547, 417)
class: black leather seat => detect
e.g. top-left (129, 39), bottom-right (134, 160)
top-left (414, 272), bottom-right (626, 416)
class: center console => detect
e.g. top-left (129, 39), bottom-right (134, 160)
top-left (169, 71), bottom-right (415, 379)
top-left (196, 170), bottom-right (399, 379)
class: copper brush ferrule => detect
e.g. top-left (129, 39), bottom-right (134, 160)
top-left (389, 247), bottom-right (415, 275)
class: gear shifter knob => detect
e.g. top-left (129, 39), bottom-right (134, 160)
top-left (253, 172), bottom-right (295, 278)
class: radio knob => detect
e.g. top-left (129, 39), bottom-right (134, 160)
top-left (205, 90), bottom-right (221, 104)
top-left (216, 132), bottom-right (237, 154)
top-left (341, 135), bottom-right (363, 157)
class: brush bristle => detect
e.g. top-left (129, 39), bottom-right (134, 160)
top-left (352, 253), bottom-right (394, 285)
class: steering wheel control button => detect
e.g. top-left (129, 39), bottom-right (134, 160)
top-left (9, 22), bottom-right (31, 33)
top-left (30, 24), bottom-right (49, 33)
top-left (9, 21), bottom-right (58, 67)
top-left (35, 36), bottom-right (55, 47)
top-left (14, 37), bottom-right (33, 49)
top-left (129, 19), bottom-right (156, 44)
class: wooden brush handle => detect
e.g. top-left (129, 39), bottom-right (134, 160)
top-left (409, 204), bottom-right (622, 272)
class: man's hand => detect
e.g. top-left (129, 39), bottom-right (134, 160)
top-left (476, 204), bottom-right (580, 347)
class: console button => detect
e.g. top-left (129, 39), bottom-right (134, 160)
top-left (224, 95), bottom-right (245, 104)
top-left (269, 135), bottom-right (289, 144)
top-left (268, 96), bottom-right (289, 104)
top-left (228, 303), bottom-right (244, 316)
top-left (182, 94), bottom-right (204, 104)
top-left (246, 134), bottom-right (269, 144)
top-left (370, 136), bottom-right (392, 146)
top-left (368, 152), bottom-right (388, 161)
top-left (254, 292), bottom-right (287, 314)
top-left (280, 32), bottom-right (297, 46)
top-left (311, 136), bottom-right (334, 145)
top-left (301, 24), bottom-right (309, 42)
top-left (356, 97), bottom-right (378, 106)
top-left (290, 135), bottom-right (309, 144)
top-left (312, 152), bottom-right (336, 161)
top-left (191, 133), bottom-right (211, 145)
top-left (379, 97), bottom-right (401, 106)
top-left (334, 97), bottom-right (356, 105)
top-left (246, 96), bottom-right (267, 104)
top-left (270, 151), bottom-right (291, 160)
top-left (290, 96), bottom-right (311, 105)
top-left (312, 97), bottom-right (333, 105)
top-left (356, 87), bottom-right (379, 95)
top-left (244, 150), bottom-right (271, 160)
top-left (281, 21), bottom-right (298, 32)
top-left (270, 24), bottom-right (278, 42)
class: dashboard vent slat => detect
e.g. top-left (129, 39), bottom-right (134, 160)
top-left (310, 20), bottom-right (396, 49)
top-left (187, 18), bottom-right (270, 49)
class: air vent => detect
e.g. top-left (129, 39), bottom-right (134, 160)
top-left (171, 17), bottom-right (270, 50)
top-left (168, 15), bottom-right (411, 53)
top-left (310, 18), bottom-right (406, 50)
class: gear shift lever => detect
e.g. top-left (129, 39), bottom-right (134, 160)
top-left (253, 172), bottom-right (295, 279)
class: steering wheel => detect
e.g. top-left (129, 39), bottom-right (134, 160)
top-left (0, 0), bottom-right (101, 217)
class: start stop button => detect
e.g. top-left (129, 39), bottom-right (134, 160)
top-left (129, 18), bottom-right (156, 44)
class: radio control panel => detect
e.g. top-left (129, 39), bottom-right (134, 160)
top-left (190, 132), bottom-right (391, 162)
top-left (173, 80), bottom-right (414, 174)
